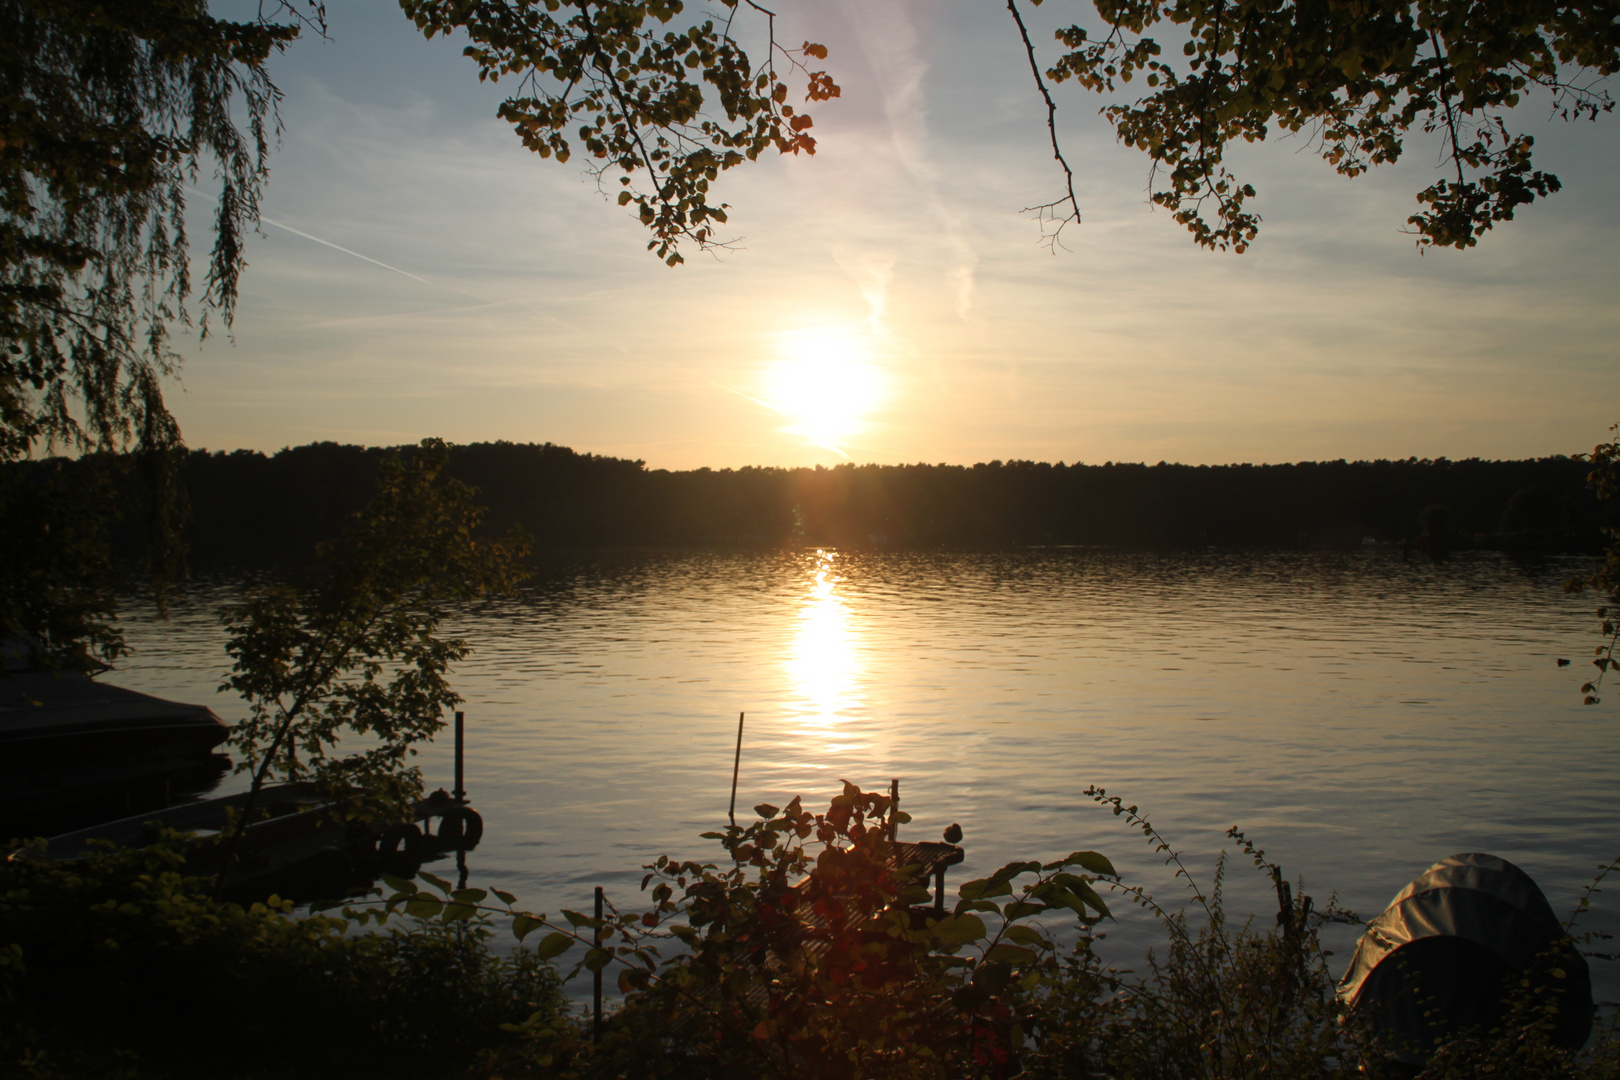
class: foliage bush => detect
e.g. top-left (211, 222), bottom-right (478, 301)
top-left (0, 839), bottom-right (564, 1080)
top-left (463, 786), bottom-right (1619, 1080)
top-left (7, 786), bottom-right (1619, 1080)
top-left (457, 785), bottom-right (1348, 1079)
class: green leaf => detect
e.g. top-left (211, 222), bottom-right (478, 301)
top-left (1064, 851), bottom-right (1117, 877)
top-left (1076, 881), bottom-right (1112, 919)
top-left (932, 912), bottom-right (988, 948)
top-left (956, 899), bottom-right (1004, 915)
top-left (534, 931), bottom-right (574, 959)
top-left (959, 877), bottom-right (1012, 901)
top-left (584, 947), bottom-right (613, 972)
top-left (1041, 887), bottom-right (1089, 919)
top-left (898, 884), bottom-right (933, 906)
top-left (562, 909), bottom-right (598, 929)
top-left (420, 870), bottom-right (453, 894)
top-left (754, 803), bottom-right (779, 818)
top-left (380, 873), bottom-right (417, 895)
top-left (992, 860), bottom-right (1043, 881)
top-left (443, 901), bottom-right (476, 922)
top-left (1004, 925), bottom-right (1052, 950)
top-left (451, 888), bottom-right (488, 904)
top-left (1004, 900), bottom-right (1047, 920)
top-left (492, 888), bottom-right (518, 906)
top-left (983, 943), bottom-right (1037, 965)
top-left (405, 897), bottom-right (444, 918)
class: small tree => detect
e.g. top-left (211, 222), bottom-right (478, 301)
top-left (219, 438), bottom-right (529, 832)
top-left (1568, 424), bottom-right (1620, 705)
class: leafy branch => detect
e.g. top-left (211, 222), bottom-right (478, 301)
top-left (1029, 0), bottom-right (1615, 251)
top-left (401, 0), bottom-right (840, 266)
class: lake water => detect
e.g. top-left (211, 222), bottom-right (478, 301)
top-left (111, 548), bottom-right (1620, 999)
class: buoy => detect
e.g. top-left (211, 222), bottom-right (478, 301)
top-left (437, 806), bottom-right (484, 848)
top-left (378, 822), bottom-right (424, 859)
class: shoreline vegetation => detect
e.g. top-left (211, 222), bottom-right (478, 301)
top-left (5, 786), bottom-right (1617, 1080)
top-left (8, 442), bottom-right (1605, 570)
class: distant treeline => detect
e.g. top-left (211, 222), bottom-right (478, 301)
top-left (76, 441), bottom-right (1602, 566)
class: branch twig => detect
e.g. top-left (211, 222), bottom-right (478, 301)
top-left (1007, 0), bottom-right (1082, 249)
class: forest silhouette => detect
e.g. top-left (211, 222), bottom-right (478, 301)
top-left (60, 441), bottom-right (1606, 567)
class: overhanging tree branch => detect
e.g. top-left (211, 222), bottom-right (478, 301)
top-left (1007, 0), bottom-right (1083, 250)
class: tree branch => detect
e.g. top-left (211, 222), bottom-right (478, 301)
top-left (1007, 0), bottom-right (1082, 249)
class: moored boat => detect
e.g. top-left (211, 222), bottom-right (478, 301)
top-left (0, 668), bottom-right (229, 768)
top-left (12, 781), bottom-right (485, 897)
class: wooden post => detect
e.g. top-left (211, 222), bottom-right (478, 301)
top-left (727, 712), bottom-right (745, 827)
top-left (889, 777), bottom-right (900, 841)
top-left (453, 710), bottom-right (466, 805)
top-left (593, 885), bottom-right (604, 1042)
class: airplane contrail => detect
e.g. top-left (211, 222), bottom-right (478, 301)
top-left (258, 214), bottom-right (433, 286)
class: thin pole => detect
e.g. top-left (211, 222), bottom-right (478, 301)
top-left (593, 885), bottom-right (605, 1042)
top-left (889, 777), bottom-right (900, 841)
top-left (453, 710), bottom-right (466, 805)
top-left (727, 711), bottom-right (745, 827)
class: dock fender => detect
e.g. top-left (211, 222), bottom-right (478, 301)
top-left (378, 822), bottom-right (425, 859)
top-left (438, 806), bottom-right (484, 848)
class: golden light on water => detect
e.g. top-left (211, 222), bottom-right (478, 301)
top-left (783, 550), bottom-right (863, 748)
top-left (763, 327), bottom-right (886, 452)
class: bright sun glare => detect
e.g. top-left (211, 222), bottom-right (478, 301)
top-left (763, 327), bottom-right (885, 452)
top-left (784, 550), bottom-right (862, 746)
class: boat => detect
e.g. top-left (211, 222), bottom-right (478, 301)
top-left (0, 668), bottom-right (229, 768)
top-left (12, 781), bottom-right (484, 897)
top-left (1338, 852), bottom-right (1594, 1065)
top-left (1, 667), bottom-right (233, 838)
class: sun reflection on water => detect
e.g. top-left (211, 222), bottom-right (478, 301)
top-left (783, 550), bottom-right (864, 750)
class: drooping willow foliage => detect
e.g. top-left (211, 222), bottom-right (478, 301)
top-left (0, 1), bottom-right (321, 657)
top-left (0, 0), bottom-right (325, 462)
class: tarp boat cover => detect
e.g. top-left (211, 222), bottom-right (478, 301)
top-left (1338, 853), bottom-right (1593, 1064)
top-left (0, 669), bottom-right (228, 767)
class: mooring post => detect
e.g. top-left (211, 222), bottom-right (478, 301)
top-left (593, 885), bottom-right (605, 1042)
top-left (727, 711), bottom-right (745, 827)
top-left (889, 777), bottom-right (900, 841)
top-left (453, 710), bottom-right (466, 806)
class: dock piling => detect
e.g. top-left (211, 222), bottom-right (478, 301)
top-left (727, 711), bottom-right (745, 827)
top-left (453, 710), bottom-right (465, 806)
top-left (593, 885), bottom-right (605, 1042)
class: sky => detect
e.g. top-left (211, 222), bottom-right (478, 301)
top-left (176, 0), bottom-right (1620, 469)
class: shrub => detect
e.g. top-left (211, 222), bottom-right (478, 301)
top-left (0, 839), bottom-right (565, 1079)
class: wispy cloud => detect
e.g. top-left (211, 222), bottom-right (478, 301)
top-left (835, 0), bottom-right (979, 318)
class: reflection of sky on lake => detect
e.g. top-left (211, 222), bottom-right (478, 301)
top-left (783, 550), bottom-right (863, 752)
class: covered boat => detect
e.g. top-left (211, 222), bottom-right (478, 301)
top-left (1338, 852), bottom-right (1593, 1064)
top-left (0, 668), bottom-right (232, 838)
top-left (0, 669), bottom-right (228, 767)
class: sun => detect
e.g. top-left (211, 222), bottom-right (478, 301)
top-left (763, 327), bottom-right (885, 451)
